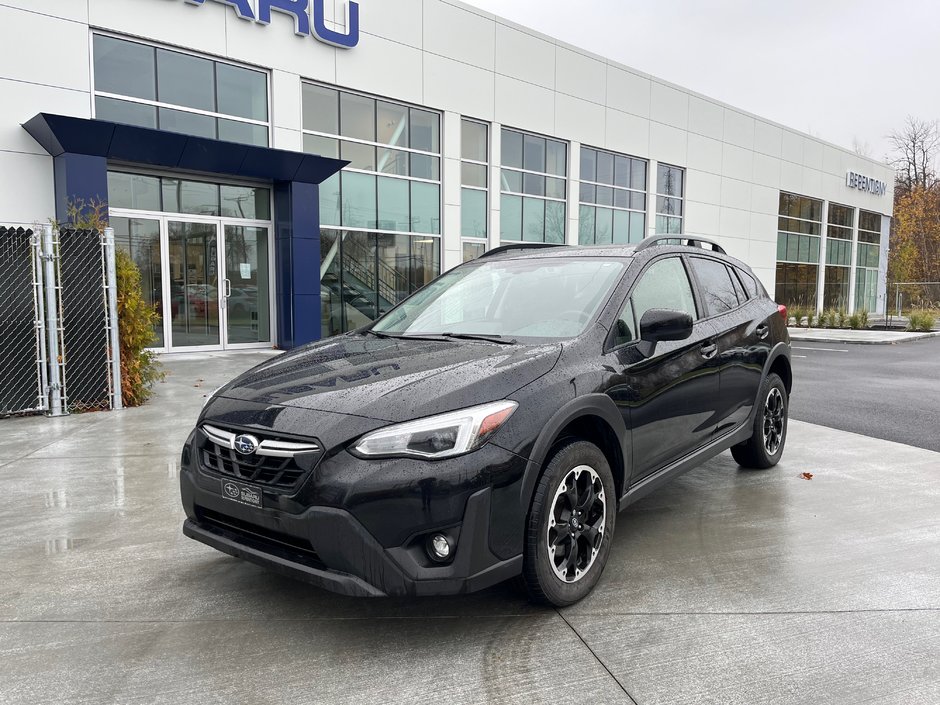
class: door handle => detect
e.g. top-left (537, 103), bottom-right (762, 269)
top-left (701, 342), bottom-right (718, 360)
top-left (223, 278), bottom-right (232, 298)
top-left (756, 324), bottom-right (769, 340)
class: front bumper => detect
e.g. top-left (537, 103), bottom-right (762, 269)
top-left (179, 434), bottom-right (527, 597)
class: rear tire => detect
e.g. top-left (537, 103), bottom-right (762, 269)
top-left (522, 440), bottom-right (616, 607)
top-left (731, 372), bottom-right (788, 469)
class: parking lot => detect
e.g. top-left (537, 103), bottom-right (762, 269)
top-left (1, 350), bottom-right (938, 704)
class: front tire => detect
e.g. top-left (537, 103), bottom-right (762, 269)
top-left (731, 372), bottom-right (788, 469)
top-left (522, 440), bottom-right (616, 607)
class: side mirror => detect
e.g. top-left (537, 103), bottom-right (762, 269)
top-left (637, 308), bottom-right (693, 356)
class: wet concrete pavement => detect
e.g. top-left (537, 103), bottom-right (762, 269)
top-left (1, 352), bottom-right (938, 704)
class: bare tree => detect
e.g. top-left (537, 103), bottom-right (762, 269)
top-left (851, 136), bottom-right (871, 158)
top-left (888, 116), bottom-right (939, 193)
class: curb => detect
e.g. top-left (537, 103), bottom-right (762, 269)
top-left (787, 330), bottom-right (940, 345)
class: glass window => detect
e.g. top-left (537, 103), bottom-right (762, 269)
top-left (302, 83), bottom-right (442, 245)
top-left (462, 120), bottom-right (487, 162)
top-left (159, 107), bottom-right (216, 139)
top-left (655, 164), bottom-right (685, 235)
top-left (594, 207), bottom-right (613, 245)
top-left (108, 172), bottom-right (162, 211)
top-left (596, 151), bottom-right (614, 184)
top-left (216, 63), bottom-right (267, 121)
top-left (377, 177), bottom-right (410, 232)
top-left (410, 235), bottom-right (441, 291)
top-left (162, 178), bottom-right (220, 216)
top-left (689, 257), bottom-right (741, 315)
top-left (632, 257), bottom-right (697, 322)
top-left (93, 35), bottom-right (269, 147)
top-left (501, 128), bottom-right (567, 243)
top-left (302, 84), bottom-right (339, 134)
top-left (775, 262), bottom-right (818, 309)
top-left (110, 216), bottom-right (164, 346)
top-left (580, 148), bottom-right (597, 183)
top-left (410, 182), bottom-right (440, 234)
top-left (410, 109), bottom-right (439, 152)
top-left (377, 101), bottom-right (409, 147)
top-left (376, 233), bottom-right (412, 315)
top-left (341, 92), bottom-right (375, 141)
top-left (580, 147), bottom-right (647, 243)
top-left (657, 165), bottom-right (684, 197)
top-left (462, 241), bottom-right (486, 262)
top-left (461, 188), bottom-right (487, 238)
top-left (95, 96), bottom-right (157, 129)
top-left (157, 48), bottom-right (215, 112)
top-left (501, 194), bottom-right (523, 241)
top-left (221, 185), bottom-right (271, 220)
top-left (372, 258), bottom-right (625, 341)
top-left (218, 119), bottom-right (268, 147)
top-left (737, 268), bottom-right (760, 299)
top-left (94, 35), bottom-right (156, 101)
top-left (613, 297), bottom-right (637, 347)
top-left (462, 163), bottom-right (487, 188)
top-left (341, 172), bottom-right (377, 229)
top-left (579, 205), bottom-right (595, 245)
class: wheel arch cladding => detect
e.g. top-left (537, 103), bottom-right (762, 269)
top-left (768, 350), bottom-right (792, 394)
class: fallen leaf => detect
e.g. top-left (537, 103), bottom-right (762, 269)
top-left (800, 472), bottom-right (813, 480)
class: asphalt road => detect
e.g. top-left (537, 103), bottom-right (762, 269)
top-left (789, 336), bottom-right (940, 452)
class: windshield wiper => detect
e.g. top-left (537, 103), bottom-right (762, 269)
top-left (440, 332), bottom-right (517, 345)
top-left (362, 330), bottom-right (449, 342)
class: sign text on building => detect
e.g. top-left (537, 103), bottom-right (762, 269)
top-left (184, 0), bottom-right (359, 49)
top-left (846, 171), bottom-right (887, 197)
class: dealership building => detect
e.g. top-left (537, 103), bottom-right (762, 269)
top-left (1, 0), bottom-right (896, 351)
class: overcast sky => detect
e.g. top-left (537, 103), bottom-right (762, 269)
top-left (462, 0), bottom-right (939, 164)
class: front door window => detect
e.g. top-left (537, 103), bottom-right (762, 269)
top-left (223, 225), bottom-right (270, 344)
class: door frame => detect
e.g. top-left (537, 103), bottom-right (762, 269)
top-left (109, 208), bottom-right (277, 352)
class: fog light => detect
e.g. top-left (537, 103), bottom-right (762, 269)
top-left (427, 533), bottom-right (454, 563)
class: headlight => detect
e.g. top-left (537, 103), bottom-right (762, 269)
top-left (352, 400), bottom-right (518, 459)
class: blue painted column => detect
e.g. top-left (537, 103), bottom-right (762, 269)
top-left (273, 180), bottom-right (321, 349)
top-left (53, 153), bottom-right (109, 223)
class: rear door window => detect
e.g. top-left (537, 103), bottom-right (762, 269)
top-left (689, 257), bottom-right (741, 316)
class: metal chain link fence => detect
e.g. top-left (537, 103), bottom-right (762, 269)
top-left (0, 224), bottom-right (121, 418)
top-left (0, 227), bottom-right (46, 415)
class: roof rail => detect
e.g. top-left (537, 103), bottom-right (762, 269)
top-left (634, 235), bottom-right (726, 255)
top-left (477, 242), bottom-right (565, 259)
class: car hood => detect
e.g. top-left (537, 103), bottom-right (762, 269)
top-left (213, 335), bottom-right (562, 423)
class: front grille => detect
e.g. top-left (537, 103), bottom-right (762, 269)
top-left (195, 506), bottom-right (325, 570)
top-left (197, 426), bottom-right (323, 491)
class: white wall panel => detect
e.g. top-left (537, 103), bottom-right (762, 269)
top-left (272, 71), bottom-right (302, 131)
top-left (555, 47), bottom-right (606, 104)
top-left (555, 94), bottom-right (605, 145)
top-left (0, 152), bottom-right (53, 225)
top-left (823, 145), bottom-right (844, 177)
top-left (802, 168), bottom-right (823, 197)
top-left (604, 109), bottom-right (649, 157)
top-left (721, 143), bottom-right (753, 181)
top-left (688, 97), bottom-right (724, 140)
top-left (494, 76), bottom-right (554, 136)
top-left (752, 153), bottom-right (781, 188)
top-left (749, 213), bottom-right (777, 242)
top-left (685, 201), bottom-right (720, 236)
top-left (335, 35), bottom-right (423, 105)
top-left (423, 0), bottom-right (495, 70)
top-left (750, 184), bottom-right (779, 216)
top-left (720, 177), bottom-right (752, 211)
top-left (356, 0), bottom-right (423, 48)
top-left (228, 16), bottom-right (336, 82)
top-left (0, 80), bottom-right (90, 156)
top-left (802, 138), bottom-right (824, 171)
top-left (649, 122), bottom-right (687, 167)
top-left (686, 169), bottom-right (721, 205)
top-left (719, 206), bottom-right (750, 238)
top-left (273, 127), bottom-right (302, 152)
top-left (753, 120), bottom-right (782, 157)
top-left (495, 24), bottom-right (554, 89)
top-left (4, 0), bottom-right (87, 22)
top-left (780, 160), bottom-right (804, 194)
top-left (687, 134), bottom-right (722, 174)
top-left (423, 54), bottom-right (494, 120)
top-left (2, 6), bottom-right (89, 91)
top-left (606, 67), bottom-right (650, 117)
top-left (650, 83), bottom-right (688, 130)
top-left (781, 130), bottom-right (803, 164)
top-left (723, 110), bottom-right (755, 150)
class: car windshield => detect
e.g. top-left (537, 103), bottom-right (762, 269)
top-left (371, 257), bottom-right (627, 341)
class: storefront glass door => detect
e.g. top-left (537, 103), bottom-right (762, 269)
top-left (167, 220), bottom-right (221, 348)
top-left (222, 225), bottom-right (271, 345)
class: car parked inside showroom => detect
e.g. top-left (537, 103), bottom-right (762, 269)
top-left (180, 236), bottom-right (792, 606)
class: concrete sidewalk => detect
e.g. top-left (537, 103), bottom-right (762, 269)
top-left (788, 326), bottom-right (940, 344)
top-left (1, 352), bottom-right (938, 704)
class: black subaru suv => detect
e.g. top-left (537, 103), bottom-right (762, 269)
top-left (180, 236), bottom-right (791, 606)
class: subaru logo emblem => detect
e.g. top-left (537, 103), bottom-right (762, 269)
top-left (223, 482), bottom-right (240, 498)
top-left (233, 434), bottom-right (259, 455)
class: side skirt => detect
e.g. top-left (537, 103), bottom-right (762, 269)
top-left (618, 423), bottom-right (753, 510)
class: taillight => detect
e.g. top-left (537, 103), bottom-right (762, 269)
top-left (778, 304), bottom-right (788, 320)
